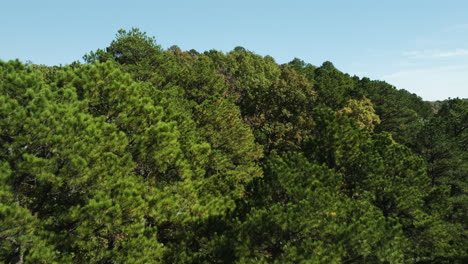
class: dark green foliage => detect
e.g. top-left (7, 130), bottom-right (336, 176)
top-left (314, 61), bottom-right (356, 109)
top-left (234, 152), bottom-right (406, 263)
top-left (1, 28), bottom-right (466, 263)
top-left (206, 49), bottom-right (317, 152)
top-left (415, 98), bottom-right (468, 262)
top-left (83, 28), bottom-right (168, 85)
top-left (355, 77), bottom-right (433, 146)
top-left (285, 57), bottom-right (316, 82)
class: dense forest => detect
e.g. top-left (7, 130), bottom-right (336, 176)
top-left (1, 28), bottom-right (466, 263)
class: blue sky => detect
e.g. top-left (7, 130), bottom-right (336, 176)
top-left (1, 0), bottom-right (467, 101)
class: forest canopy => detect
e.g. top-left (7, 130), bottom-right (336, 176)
top-left (1, 28), bottom-right (466, 263)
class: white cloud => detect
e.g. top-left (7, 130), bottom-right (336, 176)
top-left (437, 49), bottom-right (468, 57)
top-left (381, 65), bottom-right (468, 101)
top-left (403, 49), bottom-right (468, 59)
top-left (445, 23), bottom-right (468, 32)
top-left (382, 65), bottom-right (468, 79)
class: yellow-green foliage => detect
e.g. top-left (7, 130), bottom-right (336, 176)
top-left (338, 97), bottom-right (381, 132)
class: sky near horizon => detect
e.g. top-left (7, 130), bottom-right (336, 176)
top-left (1, 0), bottom-right (467, 101)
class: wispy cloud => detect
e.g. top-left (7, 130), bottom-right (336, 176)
top-left (381, 65), bottom-right (468, 100)
top-left (445, 23), bottom-right (468, 33)
top-left (382, 65), bottom-right (468, 79)
top-left (403, 49), bottom-right (468, 59)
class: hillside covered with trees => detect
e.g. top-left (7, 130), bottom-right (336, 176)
top-left (1, 28), bottom-right (466, 263)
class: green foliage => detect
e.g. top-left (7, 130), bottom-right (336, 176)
top-left (234, 153), bottom-right (406, 263)
top-left (338, 97), bottom-right (381, 132)
top-left (285, 57), bottom-right (316, 82)
top-left (314, 61), bottom-right (355, 109)
top-left (0, 162), bottom-right (62, 263)
top-left (1, 28), bottom-right (466, 263)
top-left (355, 77), bottom-right (433, 147)
top-left (83, 28), bottom-right (167, 84)
top-left (206, 50), bottom-right (317, 152)
top-left (415, 98), bottom-right (468, 261)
